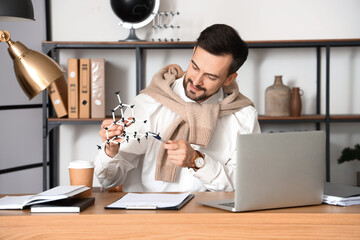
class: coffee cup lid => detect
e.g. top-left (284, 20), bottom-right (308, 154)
top-left (68, 160), bottom-right (94, 169)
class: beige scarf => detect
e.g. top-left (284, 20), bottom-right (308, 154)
top-left (141, 64), bottom-right (254, 182)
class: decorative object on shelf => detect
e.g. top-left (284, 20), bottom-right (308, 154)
top-left (265, 75), bottom-right (291, 117)
top-left (152, 11), bottom-right (180, 42)
top-left (110, 0), bottom-right (160, 42)
top-left (290, 87), bottom-right (304, 117)
top-left (0, 0), bottom-right (65, 99)
top-left (338, 144), bottom-right (360, 187)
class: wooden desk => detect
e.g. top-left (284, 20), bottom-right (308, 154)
top-left (1, 191), bottom-right (360, 239)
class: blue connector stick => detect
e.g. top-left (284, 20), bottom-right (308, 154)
top-left (148, 132), bottom-right (166, 142)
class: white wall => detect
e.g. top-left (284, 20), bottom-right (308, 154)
top-left (51, 0), bottom-right (360, 41)
top-left (49, 0), bottom-right (360, 187)
top-left (0, 0), bottom-right (46, 194)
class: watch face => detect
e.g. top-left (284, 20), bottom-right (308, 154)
top-left (195, 157), bottom-right (204, 168)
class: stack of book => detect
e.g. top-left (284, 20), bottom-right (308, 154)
top-left (48, 58), bottom-right (106, 119)
top-left (0, 185), bottom-right (95, 213)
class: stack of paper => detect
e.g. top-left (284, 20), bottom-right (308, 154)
top-left (105, 192), bottom-right (194, 210)
top-left (323, 195), bottom-right (360, 206)
top-left (323, 182), bottom-right (360, 206)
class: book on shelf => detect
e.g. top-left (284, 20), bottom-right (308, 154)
top-left (323, 182), bottom-right (360, 206)
top-left (47, 76), bottom-right (68, 118)
top-left (91, 58), bottom-right (105, 118)
top-left (30, 197), bottom-right (95, 213)
top-left (79, 58), bottom-right (91, 118)
top-left (0, 185), bottom-right (89, 210)
top-left (67, 58), bottom-right (79, 118)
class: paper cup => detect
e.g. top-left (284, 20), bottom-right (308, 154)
top-left (68, 160), bottom-right (94, 196)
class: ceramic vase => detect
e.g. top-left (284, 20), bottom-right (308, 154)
top-left (290, 87), bottom-right (303, 117)
top-left (265, 75), bottom-right (291, 116)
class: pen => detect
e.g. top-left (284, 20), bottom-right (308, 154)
top-left (148, 132), bottom-right (166, 143)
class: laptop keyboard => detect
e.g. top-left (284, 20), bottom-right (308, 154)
top-left (220, 202), bottom-right (235, 208)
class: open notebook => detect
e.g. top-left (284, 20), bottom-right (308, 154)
top-left (0, 185), bottom-right (89, 209)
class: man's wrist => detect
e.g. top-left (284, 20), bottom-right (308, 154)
top-left (191, 150), bottom-right (205, 170)
top-left (105, 146), bottom-right (119, 158)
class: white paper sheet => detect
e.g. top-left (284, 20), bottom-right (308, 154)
top-left (107, 192), bottom-right (191, 209)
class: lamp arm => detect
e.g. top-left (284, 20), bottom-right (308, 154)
top-left (0, 30), bottom-right (14, 46)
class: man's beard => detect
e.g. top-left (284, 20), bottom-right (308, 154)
top-left (184, 77), bottom-right (208, 102)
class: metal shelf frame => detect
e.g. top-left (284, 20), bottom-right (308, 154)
top-left (41, 39), bottom-right (360, 190)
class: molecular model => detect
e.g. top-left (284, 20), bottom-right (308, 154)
top-left (97, 92), bottom-right (163, 150)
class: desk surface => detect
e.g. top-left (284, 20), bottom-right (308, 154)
top-left (1, 191), bottom-right (360, 239)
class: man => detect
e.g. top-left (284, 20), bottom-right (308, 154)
top-left (95, 24), bottom-right (261, 192)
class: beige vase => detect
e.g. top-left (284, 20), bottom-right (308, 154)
top-left (265, 75), bottom-right (291, 116)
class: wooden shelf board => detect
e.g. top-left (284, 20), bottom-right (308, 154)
top-left (48, 114), bottom-right (360, 123)
top-left (330, 114), bottom-right (360, 120)
top-left (43, 39), bottom-right (360, 45)
top-left (258, 115), bottom-right (325, 121)
top-left (48, 117), bottom-right (106, 122)
top-left (42, 40), bottom-right (195, 45)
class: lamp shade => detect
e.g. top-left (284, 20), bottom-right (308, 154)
top-left (0, 0), bottom-right (35, 21)
top-left (1, 30), bottom-right (63, 99)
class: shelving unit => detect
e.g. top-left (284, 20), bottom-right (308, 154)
top-left (42, 39), bottom-right (360, 190)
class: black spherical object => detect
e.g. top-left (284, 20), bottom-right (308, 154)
top-left (110, 0), bottom-right (155, 24)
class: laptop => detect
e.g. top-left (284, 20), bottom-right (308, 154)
top-left (198, 131), bottom-right (325, 212)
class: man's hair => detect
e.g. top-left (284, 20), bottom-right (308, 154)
top-left (195, 24), bottom-right (248, 76)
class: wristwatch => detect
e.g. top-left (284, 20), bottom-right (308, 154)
top-left (192, 150), bottom-right (205, 169)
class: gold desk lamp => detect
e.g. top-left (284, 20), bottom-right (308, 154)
top-left (0, 0), bottom-right (64, 99)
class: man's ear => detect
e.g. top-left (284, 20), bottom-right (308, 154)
top-left (223, 72), bottom-right (238, 87)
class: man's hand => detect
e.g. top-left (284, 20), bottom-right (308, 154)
top-left (99, 119), bottom-right (129, 158)
top-left (163, 140), bottom-right (197, 168)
